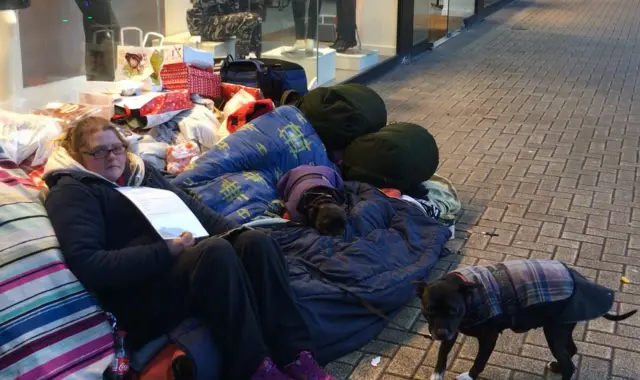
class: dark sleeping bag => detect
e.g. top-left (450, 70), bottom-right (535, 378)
top-left (296, 84), bottom-right (387, 151)
top-left (342, 122), bottom-right (439, 193)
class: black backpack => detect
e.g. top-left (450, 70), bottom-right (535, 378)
top-left (218, 55), bottom-right (308, 104)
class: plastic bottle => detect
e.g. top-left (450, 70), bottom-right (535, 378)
top-left (104, 330), bottom-right (131, 380)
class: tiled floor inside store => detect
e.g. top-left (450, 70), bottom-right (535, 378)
top-left (325, 0), bottom-right (640, 378)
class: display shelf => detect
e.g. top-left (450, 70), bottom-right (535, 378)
top-left (335, 49), bottom-right (379, 71)
top-left (152, 32), bottom-right (236, 59)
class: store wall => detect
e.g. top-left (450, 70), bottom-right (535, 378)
top-left (163, 0), bottom-right (191, 36)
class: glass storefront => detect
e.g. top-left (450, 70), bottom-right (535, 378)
top-left (0, 0), bottom-right (505, 114)
top-left (446, 0), bottom-right (474, 35)
top-left (254, 0), bottom-right (398, 85)
top-left (412, 0), bottom-right (475, 49)
top-left (0, 0), bottom-right (403, 113)
top-left (1, 0), bottom-right (164, 112)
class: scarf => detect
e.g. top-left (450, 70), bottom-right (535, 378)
top-left (43, 146), bottom-right (146, 187)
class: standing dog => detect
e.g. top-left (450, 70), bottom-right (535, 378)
top-left (414, 259), bottom-right (637, 380)
top-left (276, 165), bottom-right (347, 236)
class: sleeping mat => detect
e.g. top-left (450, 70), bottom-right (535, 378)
top-left (172, 106), bottom-right (452, 363)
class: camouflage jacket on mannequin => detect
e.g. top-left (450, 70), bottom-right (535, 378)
top-left (187, 0), bottom-right (265, 58)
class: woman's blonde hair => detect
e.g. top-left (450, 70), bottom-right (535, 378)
top-left (56, 117), bottom-right (129, 162)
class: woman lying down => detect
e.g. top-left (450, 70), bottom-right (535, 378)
top-left (43, 117), bottom-right (335, 380)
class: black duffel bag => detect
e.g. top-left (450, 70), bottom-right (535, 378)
top-left (295, 83), bottom-right (387, 151)
top-left (342, 122), bottom-right (439, 193)
top-left (218, 55), bottom-right (308, 104)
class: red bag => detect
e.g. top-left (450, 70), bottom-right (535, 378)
top-left (137, 344), bottom-right (189, 380)
top-left (161, 63), bottom-right (221, 99)
top-left (226, 99), bottom-right (274, 134)
top-left (221, 83), bottom-right (263, 102)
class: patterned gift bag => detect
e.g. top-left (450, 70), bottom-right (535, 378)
top-left (116, 27), bottom-right (165, 89)
top-left (162, 63), bottom-right (221, 99)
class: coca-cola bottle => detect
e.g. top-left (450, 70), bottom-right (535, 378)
top-left (104, 329), bottom-right (131, 380)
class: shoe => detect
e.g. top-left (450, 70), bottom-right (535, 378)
top-left (283, 39), bottom-right (306, 53)
top-left (252, 357), bottom-right (291, 380)
top-left (305, 39), bottom-right (315, 53)
top-left (329, 39), bottom-right (357, 53)
top-left (284, 351), bottom-right (335, 380)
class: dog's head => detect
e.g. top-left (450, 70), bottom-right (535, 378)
top-left (413, 275), bottom-right (481, 340)
top-left (309, 202), bottom-right (347, 236)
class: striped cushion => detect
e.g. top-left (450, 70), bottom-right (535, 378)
top-left (0, 154), bottom-right (114, 379)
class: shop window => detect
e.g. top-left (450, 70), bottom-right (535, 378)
top-left (413, 0), bottom-right (474, 45)
top-left (0, 0), bottom-right (163, 112)
top-left (256, 0), bottom-right (398, 86)
top-left (446, 0), bottom-right (474, 34)
top-left (0, 0), bottom-right (401, 114)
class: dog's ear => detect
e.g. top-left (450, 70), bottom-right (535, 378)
top-left (457, 280), bottom-right (482, 291)
top-left (449, 273), bottom-right (481, 291)
top-left (412, 280), bottom-right (427, 297)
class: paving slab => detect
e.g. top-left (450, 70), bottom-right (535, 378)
top-left (327, 0), bottom-right (640, 378)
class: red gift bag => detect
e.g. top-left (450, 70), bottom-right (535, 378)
top-left (161, 63), bottom-right (221, 99)
top-left (221, 82), bottom-right (263, 101)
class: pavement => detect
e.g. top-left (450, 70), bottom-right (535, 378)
top-left (324, 0), bottom-right (640, 379)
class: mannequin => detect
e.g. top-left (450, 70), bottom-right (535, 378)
top-left (187, 0), bottom-right (264, 58)
top-left (289, 0), bottom-right (322, 52)
top-left (330, 0), bottom-right (357, 53)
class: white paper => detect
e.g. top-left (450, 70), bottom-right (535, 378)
top-left (116, 186), bottom-right (209, 240)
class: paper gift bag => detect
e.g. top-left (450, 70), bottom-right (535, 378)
top-left (158, 44), bottom-right (213, 68)
top-left (116, 27), bottom-right (165, 89)
top-left (85, 28), bottom-right (117, 81)
top-left (159, 44), bottom-right (185, 65)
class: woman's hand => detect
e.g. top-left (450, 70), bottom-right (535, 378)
top-left (167, 232), bottom-right (195, 256)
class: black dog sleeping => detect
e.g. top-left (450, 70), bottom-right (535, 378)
top-left (276, 165), bottom-right (347, 236)
top-left (414, 259), bottom-right (637, 380)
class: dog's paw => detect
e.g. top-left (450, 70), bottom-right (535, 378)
top-left (430, 373), bottom-right (444, 380)
top-left (456, 372), bottom-right (474, 380)
top-left (547, 361), bottom-right (561, 373)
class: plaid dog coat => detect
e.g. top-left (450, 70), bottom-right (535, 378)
top-left (454, 260), bottom-right (576, 328)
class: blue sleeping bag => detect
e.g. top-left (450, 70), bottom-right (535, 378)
top-left (173, 106), bottom-right (452, 363)
top-left (173, 106), bottom-right (334, 223)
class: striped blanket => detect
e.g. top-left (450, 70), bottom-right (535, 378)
top-left (0, 152), bottom-right (114, 379)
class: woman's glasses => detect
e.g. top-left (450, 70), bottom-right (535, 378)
top-left (83, 145), bottom-right (126, 159)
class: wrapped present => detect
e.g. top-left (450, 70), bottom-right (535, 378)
top-left (162, 63), bottom-right (221, 99)
top-left (113, 90), bottom-right (193, 129)
top-left (166, 142), bottom-right (200, 175)
top-left (32, 103), bottom-right (100, 126)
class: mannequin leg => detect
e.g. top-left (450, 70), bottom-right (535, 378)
top-left (292, 0), bottom-right (307, 40)
top-left (331, 0), bottom-right (357, 52)
top-left (306, 0), bottom-right (322, 40)
top-left (336, 0), bottom-right (356, 41)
